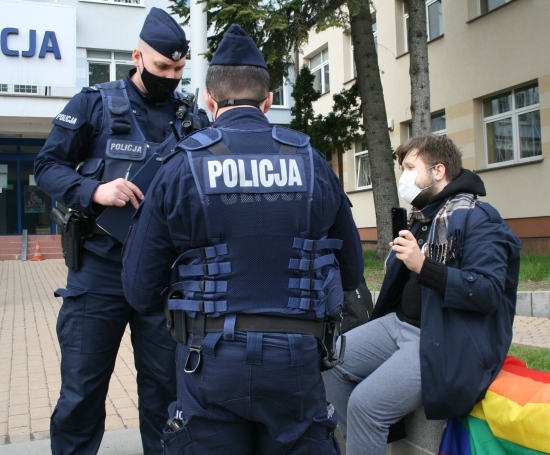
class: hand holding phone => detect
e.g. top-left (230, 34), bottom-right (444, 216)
top-left (391, 207), bottom-right (408, 239)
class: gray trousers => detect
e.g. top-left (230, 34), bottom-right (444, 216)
top-left (323, 313), bottom-right (422, 455)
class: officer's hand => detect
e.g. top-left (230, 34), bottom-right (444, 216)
top-left (390, 230), bottom-right (425, 274)
top-left (92, 178), bottom-right (144, 209)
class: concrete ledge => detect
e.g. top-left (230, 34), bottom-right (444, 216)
top-left (336, 408), bottom-right (446, 455)
top-left (532, 292), bottom-right (550, 318)
top-left (387, 409), bottom-right (446, 455)
top-left (371, 291), bottom-right (550, 319)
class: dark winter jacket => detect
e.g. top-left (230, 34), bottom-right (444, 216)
top-left (372, 170), bottom-right (522, 419)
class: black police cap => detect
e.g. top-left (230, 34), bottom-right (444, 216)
top-left (139, 7), bottom-right (188, 61)
top-left (210, 24), bottom-right (268, 70)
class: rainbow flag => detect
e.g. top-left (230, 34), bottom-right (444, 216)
top-left (438, 356), bottom-right (550, 455)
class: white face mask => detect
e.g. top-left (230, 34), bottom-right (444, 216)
top-left (398, 166), bottom-right (436, 204)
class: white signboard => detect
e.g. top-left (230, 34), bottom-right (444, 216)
top-left (0, 0), bottom-right (76, 87)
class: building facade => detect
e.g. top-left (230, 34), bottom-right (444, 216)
top-left (0, 0), bottom-right (294, 238)
top-left (299, 0), bottom-right (550, 252)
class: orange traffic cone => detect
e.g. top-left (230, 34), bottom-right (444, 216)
top-left (31, 240), bottom-right (44, 261)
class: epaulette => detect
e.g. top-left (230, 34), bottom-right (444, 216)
top-left (178, 127), bottom-right (222, 151)
top-left (272, 125), bottom-right (310, 148)
top-left (476, 200), bottom-right (502, 223)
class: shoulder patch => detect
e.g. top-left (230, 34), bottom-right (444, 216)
top-left (272, 125), bottom-right (310, 148)
top-left (476, 201), bottom-right (502, 223)
top-left (179, 127), bottom-right (222, 151)
top-left (52, 110), bottom-right (85, 130)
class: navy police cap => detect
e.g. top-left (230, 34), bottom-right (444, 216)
top-left (140, 7), bottom-right (188, 61)
top-left (210, 24), bottom-right (268, 70)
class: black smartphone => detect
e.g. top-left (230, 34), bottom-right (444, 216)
top-left (391, 207), bottom-right (408, 239)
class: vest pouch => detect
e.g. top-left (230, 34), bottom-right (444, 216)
top-left (79, 158), bottom-right (105, 181)
top-left (103, 139), bottom-right (147, 182)
top-left (107, 96), bottom-right (132, 134)
top-left (322, 267), bottom-right (344, 318)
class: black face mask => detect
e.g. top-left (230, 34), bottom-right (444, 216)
top-left (140, 60), bottom-right (180, 103)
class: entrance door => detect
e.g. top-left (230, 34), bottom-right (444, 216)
top-left (0, 139), bottom-right (49, 235)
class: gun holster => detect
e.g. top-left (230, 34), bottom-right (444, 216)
top-left (51, 208), bottom-right (92, 271)
top-left (321, 317), bottom-right (346, 371)
top-left (164, 290), bottom-right (187, 344)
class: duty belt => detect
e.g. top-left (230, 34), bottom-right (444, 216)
top-left (182, 313), bottom-right (325, 374)
top-left (185, 313), bottom-right (324, 341)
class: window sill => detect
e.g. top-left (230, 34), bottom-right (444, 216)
top-left (348, 186), bottom-right (373, 194)
top-left (466, 0), bottom-right (516, 24)
top-left (78, 0), bottom-right (145, 7)
top-left (475, 157), bottom-right (543, 173)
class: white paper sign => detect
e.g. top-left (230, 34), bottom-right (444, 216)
top-left (0, 0), bottom-right (76, 87)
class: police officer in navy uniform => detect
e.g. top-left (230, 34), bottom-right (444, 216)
top-left (122, 24), bottom-right (364, 453)
top-left (34, 8), bottom-right (208, 454)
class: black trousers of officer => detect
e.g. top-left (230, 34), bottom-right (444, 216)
top-left (51, 251), bottom-right (176, 454)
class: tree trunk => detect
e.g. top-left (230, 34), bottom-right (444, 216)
top-left (349, 1), bottom-right (399, 259)
top-left (408, 0), bottom-right (431, 136)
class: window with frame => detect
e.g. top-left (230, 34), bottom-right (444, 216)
top-left (87, 50), bottom-right (134, 86)
top-left (0, 84), bottom-right (8, 92)
top-left (272, 83), bottom-right (287, 107)
top-left (483, 83), bottom-right (541, 167)
top-left (479, 0), bottom-right (511, 15)
top-left (403, 0), bottom-right (443, 53)
top-left (309, 48), bottom-right (329, 95)
top-left (355, 144), bottom-right (372, 190)
top-left (407, 111), bottom-right (446, 137)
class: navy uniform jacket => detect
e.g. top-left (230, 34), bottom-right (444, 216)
top-left (122, 108), bottom-right (364, 313)
top-left (34, 69), bottom-right (185, 260)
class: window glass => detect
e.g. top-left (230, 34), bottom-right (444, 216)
top-left (427, 0), bottom-right (443, 40)
top-left (272, 85), bottom-right (284, 106)
top-left (518, 111), bottom-right (541, 159)
top-left (113, 52), bottom-right (132, 61)
top-left (431, 113), bottom-right (446, 134)
top-left (355, 152), bottom-right (372, 189)
top-left (310, 52), bottom-right (322, 69)
top-left (486, 118), bottom-right (513, 164)
top-left (515, 84), bottom-right (539, 109)
top-left (14, 85), bottom-right (38, 93)
top-left (480, 0), bottom-right (511, 15)
top-left (310, 48), bottom-right (329, 94)
top-left (115, 64), bottom-right (134, 80)
top-left (484, 83), bottom-right (541, 166)
top-left (483, 91), bottom-right (512, 117)
top-left (89, 62), bottom-right (110, 86)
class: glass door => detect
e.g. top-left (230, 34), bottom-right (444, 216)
top-left (0, 156), bottom-right (17, 235)
top-left (21, 160), bottom-right (52, 234)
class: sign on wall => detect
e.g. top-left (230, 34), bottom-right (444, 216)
top-left (0, 0), bottom-right (76, 87)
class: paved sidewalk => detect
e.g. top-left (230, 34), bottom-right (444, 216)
top-left (0, 259), bottom-right (549, 453)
